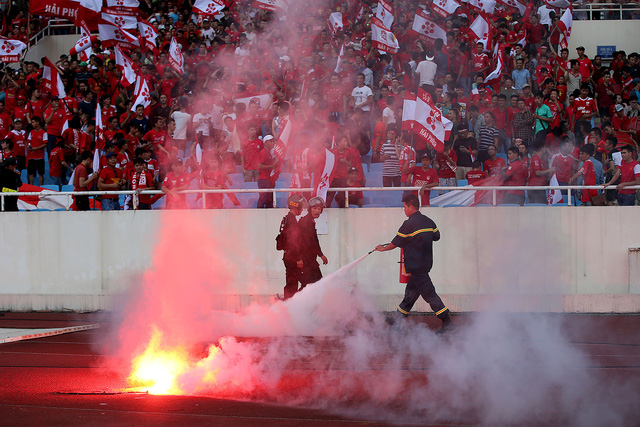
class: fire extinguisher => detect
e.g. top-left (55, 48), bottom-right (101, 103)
top-left (399, 248), bottom-right (411, 284)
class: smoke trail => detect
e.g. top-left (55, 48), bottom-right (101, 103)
top-left (104, 211), bottom-right (640, 426)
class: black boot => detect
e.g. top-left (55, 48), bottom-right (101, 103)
top-left (436, 317), bottom-right (455, 335)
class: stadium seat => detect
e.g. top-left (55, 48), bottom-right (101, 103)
top-left (458, 179), bottom-right (468, 186)
top-left (497, 153), bottom-right (507, 162)
top-left (20, 169), bottom-right (27, 182)
top-left (498, 204), bottom-right (521, 207)
top-left (475, 204), bottom-right (493, 207)
top-left (61, 185), bottom-right (74, 192)
top-left (53, 208), bottom-right (68, 211)
top-left (227, 173), bottom-right (243, 188)
top-left (30, 209), bottom-right (49, 212)
top-left (443, 204), bottom-right (465, 207)
top-left (41, 185), bottom-right (59, 191)
top-left (369, 163), bottom-right (383, 173)
top-left (242, 181), bottom-right (258, 190)
top-left (524, 203), bottom-right (547, 207)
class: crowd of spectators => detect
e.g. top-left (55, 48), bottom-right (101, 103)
top-left (0, 0), bottom-right (639, 211)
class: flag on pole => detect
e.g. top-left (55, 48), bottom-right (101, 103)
top-left (544, 0), bottom-right (571, 8)
top-left (466, 0), bottom-right (496, 14)
top-left (334, 43), bottom-right (345, 73)
top-left (557, 6), bottom-right (573, 50)
top-left (270, 118), bottom-right (292, 183)
top-left (113, 46), bottom-right (136, 87)
top-left (469, 13), bottom-right (492, 50)
top-left (411, 8), bottom-right (448, 43)
top-left (375, 0), bottom-right (394, 29)
top-left (413, 88), bottom-right (450, 153)
top-left (168, 37), bottom-right (184, 74)
top-left (137, 19), bottom-right (159, 52)
top-left (498, 0), bottom-right (527, 14)
top-left (483, 56), bottom-right (503, 92)
top-left (547, 173), bottom-right (563, 205)
top-left (431, 0), bottom-right (461, 19)
top-left (0, 39), bottom-right (26, 63)
top-left (312, 148), bottom-right (336, 203)
top-left (402, 91), bottom-right (417, 131)
top-left (327, 12), bottom-right (344, 37)
top-left (98, 19), bottom-right (139, 49)
top-left (101, 9), bottom-right (138, 30)
top-left (42, 57), bottom-right (66, 98)
top-left (193, 0), bottom-right (225, 16)
top-left (130, 78), bottom-right (152, 116)
top-left (95, 102), bottom-right (105, 152)
top-left (371, 17), bottom-right (399, 53)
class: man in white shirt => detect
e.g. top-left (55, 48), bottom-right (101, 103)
top-left (170, 98), bottom-right (192, 157)
top-left (351, 72), bottom-right (374, 114)
top-left (415, 50), bottom-right (437, 100)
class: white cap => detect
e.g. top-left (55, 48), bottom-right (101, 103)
top-left (263, 134), bottom-right (275, 142)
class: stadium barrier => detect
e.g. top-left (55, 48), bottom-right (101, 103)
top-left (2, 185), bottom-right (639, 210)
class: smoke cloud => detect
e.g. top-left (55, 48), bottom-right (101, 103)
top-left (101, 211), bottom-right (640, 426)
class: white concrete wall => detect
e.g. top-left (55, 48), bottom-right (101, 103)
top-left (567, 20), bottom-right (640, 58)
top-left (1, 207), bottom-right (640, 313)
top-left (24, 35), bottom-right (79, 64)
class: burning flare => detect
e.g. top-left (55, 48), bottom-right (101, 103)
top-left (127, 327), bottom-right (191, 395)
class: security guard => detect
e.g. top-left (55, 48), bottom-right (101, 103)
top-left (375, 193), bottom-right (454, 334)
top-left (297, 197), bottom-right (328, 289)
top-left (276, 194), bottom-right (305, 300)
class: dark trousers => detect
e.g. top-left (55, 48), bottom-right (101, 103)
top-left (283, 259), bottom-right (303, 299)
top-left (257, 179), bottom-right (274, 208)
top-left (74, 195), bottom-right (90, 211)
top-left (398, 271), bottom-right (449, 319)
top-left (300, 260), bottom-right (322, 290)
top-left (618, 193), bottom-right (636, 206)
top-left (527, 190), bottom-right (547, 204)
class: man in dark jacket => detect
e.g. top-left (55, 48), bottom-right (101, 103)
top-left (276, 194), bottom-right (305, 300)
top-left (375, 194), bottom-right (454, 334)
top-left (0, 158), bottom-right (22, 211)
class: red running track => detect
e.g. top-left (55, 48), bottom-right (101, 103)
top-left (0, 312), bottom-right (639, 426)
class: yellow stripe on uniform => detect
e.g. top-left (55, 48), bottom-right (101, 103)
top-left (436, 307), bottom-right (449, 316)
top-left (397, 306), bottom-right (409, 315)
top-left (396, 227), bottom-right (438, 238)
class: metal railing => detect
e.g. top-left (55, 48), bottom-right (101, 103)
top-left (26, 18), bottom-right (79, 52)
top-left (2, 185), bottom-right (640, 211)
top-left (573, 2), bottom-right (640, 20)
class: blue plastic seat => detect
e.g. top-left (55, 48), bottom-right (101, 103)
top-left (369, 163), bottom-right (383, 173)
top-left (61, 185), bottom-right (74, 192)
top-left (498, 204), bottom-right (521, 207)
top-left (41, 184), bottom-right (60, 191)
top-left (30, 208), bottom-right (49, 212)
top-left (227, 173), bottom-right (243, 188)
top-left (497, 153), bottom-right (508, 161)
top-left (457, 179), bottom-right (468, 186)
top-left (242, 181), bottom-right (258, 190)
top-left (475, 204), bottom-right (493, 207)
top-left (524, 203), bottom-right (547, 207)
top-left (443, 204), bottom-right (465, 207)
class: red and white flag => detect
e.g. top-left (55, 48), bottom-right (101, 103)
top-left (29, 0), bottom-right (100, 21)
top-left (113, 46), bottom-right (136, 87)
top-left (193, 0), bottom-right (225, 16)
top-left (412, 8), bottom-right (448, 43)
top-left (557, 5), bottom-right (573, 50)
top-left (375, 0), bottom-right (394, 30)
top-left (498, 0), bottom-right (527, 14)
top-left (105, 0), bottom-right (139, 11)
top-left (355, 1), bottom-right (367, 22)
top-left (98, 19), bottom-right (139, 48)
top-left (334, 43), bottom-right (345, 73)
top-left (466, 0), bottom-right (496, 14)
top-left (137, 19), bottom-right (158, 52)
top-left (42, 57), bottom-right (66, 98)
top-left (413, 88), bottom-right (450, 153)
top-left (234, 92), bottom-right (273, 111)
top-left (130, 78), bottom-right (152, 116)
top-left (69, 29), bottom-right (92, 55)
top-left (95, 102), bottom-right (105, 152)
top-left (168, 37), bottom-right (184, 74)
top-left (547, 173), bottom-right (563, 205)
top-left (312, 148), bottom-right (336, 203)
top-left (101, 9), bottom-right (138, 30)
top-left (327, 12), bottom-right (344, 37)
top-left (544, 0), bottom-right (571, 8)
top-left (431, 0), bottom-right (461, 19)
top-left (252, 0), bottom-right (288, 12)
top-left (469, 13), bottom-right (492, 50)
top-left (0, 39), bottom-right (26, 63)
top-left (371, 17), bottom-right (399, 53)
top-left (402, 91), bottom-right (417, 131)
top-left (17, 184), bottom-right (73, 211)
top-left (483, 56), bottom-right (503, 91)
top-left (270, 118), bottom-right (292, 184)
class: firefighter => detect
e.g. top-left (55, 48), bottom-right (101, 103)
top-left (374, 193), bottom-right (454, 334)
top-left (298, 196), bottom-right (328, 289)
top-left (276, 194), bottom-right (305, 300)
